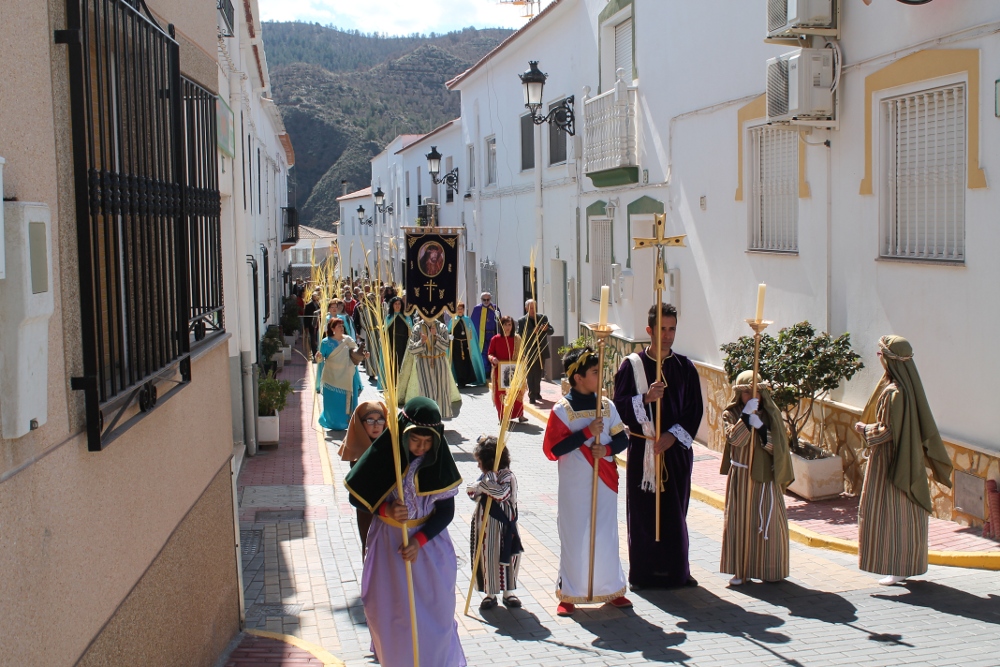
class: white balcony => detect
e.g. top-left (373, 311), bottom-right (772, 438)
top-left (583, 69), bottom-right (638, 186)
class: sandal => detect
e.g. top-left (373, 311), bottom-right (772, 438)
top-left (479, 596), bottom-right (498, 610)
top-left (502, 594), bottom-right (522, 608)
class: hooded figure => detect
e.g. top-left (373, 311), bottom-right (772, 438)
top-left (339, 400), bottom-right (389, 556)
top-left (344, 397), bottom-right (466, 667)
top-left (719, 370), bottom-right (794, 585)
top-left (856, 335), bottom-right (953, 585)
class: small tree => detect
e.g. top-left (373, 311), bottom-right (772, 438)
top-left (281, 296), bottom-right (301, 336)
top-left (258, 372), bottom-right (293, 416)
top-left (720, 321), bottom-right (864, 452)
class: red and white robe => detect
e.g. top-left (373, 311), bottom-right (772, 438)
top-left (543, 391), bottom-right (629, 603)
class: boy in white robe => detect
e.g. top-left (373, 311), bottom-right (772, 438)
top-left (542, 346), bottom-right (631, 616)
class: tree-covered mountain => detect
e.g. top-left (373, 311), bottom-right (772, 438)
top-left (263, 22), bottom-right (512, 230)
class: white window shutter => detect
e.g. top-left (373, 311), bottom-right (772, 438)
top-left (749, 126), bottom-right (798, 252)
top-left (590, 218), bottom-right (613, 300)
top-left (614, 19), bottom-right (633, 81)
top-left (883, 84), bottom-right (965, 261)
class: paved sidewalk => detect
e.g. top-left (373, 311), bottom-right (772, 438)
top-left (223, 358), bottom-right (1000, 667)
top-left (525, 379), bottom-right (1000, 557)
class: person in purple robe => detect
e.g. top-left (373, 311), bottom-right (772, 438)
top-left (613, 303), bottom-right (704, 590)
top-left (344, 397), bottom-right (466, 667)
top-left (470, 292), bottom-right (500, 373)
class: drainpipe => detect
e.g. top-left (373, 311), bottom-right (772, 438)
top-left (231, 72), bottom-right (257, 456)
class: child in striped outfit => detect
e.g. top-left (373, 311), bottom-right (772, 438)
top-left (467, 435), bottom-right (523, 610)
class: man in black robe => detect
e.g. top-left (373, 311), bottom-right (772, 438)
top-left (303, 290), bottom-right (322, 358)
top-left (613, 303), bottom-right (703, 589)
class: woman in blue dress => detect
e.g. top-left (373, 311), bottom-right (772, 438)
top-left (317, 299), bottom-right (358, 394)
top-left (315, 317), bottom-right (365, 431)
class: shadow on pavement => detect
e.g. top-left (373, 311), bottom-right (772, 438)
top-left (738, 580), bottom-right (857, 624)
top-left (479, 605), bottom-right (552, 641)
top-left (738, 580), bottom-right (911, 647)
top-left (573, 607), bottom-right (691, 664)
top-left (873, 580), bottom-right (1000, 626)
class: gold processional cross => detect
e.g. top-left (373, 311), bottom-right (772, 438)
top-left (632, 212), bottom-right (686, 542)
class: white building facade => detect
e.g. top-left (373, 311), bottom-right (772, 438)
top-left (217, 0), bottom-right (295, 458)
top-left (442, 0), bottom-right (1000, 524)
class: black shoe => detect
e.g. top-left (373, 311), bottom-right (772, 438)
top-left (479, 596), bottom-right (498, 610)
top-left (685, 577), bottom-right (699, 588)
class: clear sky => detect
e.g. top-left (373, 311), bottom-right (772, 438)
top-left (257, 0), bottom-right (554, 36)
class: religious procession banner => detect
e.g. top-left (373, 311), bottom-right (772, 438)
top-left (404, 227), bottom-right (461, 321)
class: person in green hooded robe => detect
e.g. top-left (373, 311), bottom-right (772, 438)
top-left (854, 335), bottom-right (953, 586)
top-left (720, 370), bottom-right (794, 585)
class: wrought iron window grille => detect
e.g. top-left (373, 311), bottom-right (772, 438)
top-left (59, 0), bottom-right (223, 451)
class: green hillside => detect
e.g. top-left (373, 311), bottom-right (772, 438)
top-left (263, 23), bottom-right (512, 231)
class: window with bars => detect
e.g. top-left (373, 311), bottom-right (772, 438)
top-left (590, 218), bottom-right (613, 300)
top-left (480, 259), bottom-right (498, 303)
top-left (881, 84), bottom-right (966, 262)
top-left (748, 125), bottom-right (798, 253)
top-left (520, 114), bottom-right (535, 171)
top-left (486, 136), bottom-right (497, 185)
top-left (62, 0), bottom-right (222, 451)
top-left (549, 98), bottom-right (568, 165)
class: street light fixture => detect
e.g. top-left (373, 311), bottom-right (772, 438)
top-left (519, 60), bottom-right (575, 136)
top-left (426, 146), bottom-right (459, 189)
top-left (357, 204), bottom-right (374, 226)
top-left (373, 186), bottom-right (394, 214)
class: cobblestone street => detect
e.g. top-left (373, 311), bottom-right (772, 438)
top-left (234, 355), bottom-right (1000, 667)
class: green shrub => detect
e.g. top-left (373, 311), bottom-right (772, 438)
top-left (720, 321), bottom-right (864, 452)
top-left (258, 371), bottom-right (293, 416)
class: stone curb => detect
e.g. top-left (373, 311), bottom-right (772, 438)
top-left (526, 401), bottom-right (1000, 571)
top-left (245, 629), bottom-right (345, 666)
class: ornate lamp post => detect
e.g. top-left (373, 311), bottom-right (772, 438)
top-left (425, 146), bottom-right (459, 189)
top-left (357, 204), bottom-right (374, 226)
top-left (519, 60), bottom-right (575, 136)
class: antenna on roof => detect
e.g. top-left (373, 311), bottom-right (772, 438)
top-left (497, 0), bottom-right (540, 19)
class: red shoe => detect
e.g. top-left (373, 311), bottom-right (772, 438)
top-left (556, 601), bottom-right (575, 616)
top-left (609, 596), bottom-right (633, 608)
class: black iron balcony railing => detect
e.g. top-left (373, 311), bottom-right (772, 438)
top-left (282, 206), bottom-right (299, 244)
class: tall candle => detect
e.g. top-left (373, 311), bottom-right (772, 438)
top-left (598, 285), bottom-right (610, 327)
top-left (755, 283), bottom-right (766, 322)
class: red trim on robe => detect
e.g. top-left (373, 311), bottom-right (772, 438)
top-left (543, 407), bottom-right (619, 493)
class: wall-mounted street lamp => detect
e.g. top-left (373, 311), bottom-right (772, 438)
top-left (373, 187), bottom-right (394, 214)
top-left (425, 146), bottom-right (459, 190)
top-left (357, 205), bottom-right (374, 226)
top-left (519, 60), bottom-right (575, 136)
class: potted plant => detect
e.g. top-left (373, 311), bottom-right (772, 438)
top-left (257, 371), bottom-right (293, 444)
top-left (281, 296), bottom-right (301, 346)
top-left (260, 329), bottom-right (282, 373)
top-left (721, 321), bottom-right (864, 501)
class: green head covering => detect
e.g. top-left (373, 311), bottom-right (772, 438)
top-left (344, 396), bottom-right (462, 511)
top-left (721, 370), bottom-right (794, 492)
top-left (861, 335), bottom-right (952, 512)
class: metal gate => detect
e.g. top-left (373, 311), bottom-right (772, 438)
top-left (59, 0), bottom-right (222, 451)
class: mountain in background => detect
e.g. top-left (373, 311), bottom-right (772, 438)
top-left (263, 22), bottom-right (513, 231)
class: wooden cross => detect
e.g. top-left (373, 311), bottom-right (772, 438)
top-left (631, 212), bottom-right (686, 542)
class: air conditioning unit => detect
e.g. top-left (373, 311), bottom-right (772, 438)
top-left (767, 0), bottom-right (835, 39)
top-left (766, 48), bottom-right (834, 123)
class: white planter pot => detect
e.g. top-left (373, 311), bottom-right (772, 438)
top-left (787, 449), bottom-right (844, 501)
top-left (284, 335), bottom-right (296, 347)
top-left (257, 414), bottom-right (280, 444)
top-left (281, 346), bottom-right (292, 362)
top-left (271, 351), bottom-right (284, 369)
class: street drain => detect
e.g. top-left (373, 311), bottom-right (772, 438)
top-left (240, 529), bottom-right (263, 557)
top-left (246, 603), bottom-right (303, 618)
top-left (692, 454), bottom-right (716, 462)
top-left (255, 509), bottom-right (305, 522)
